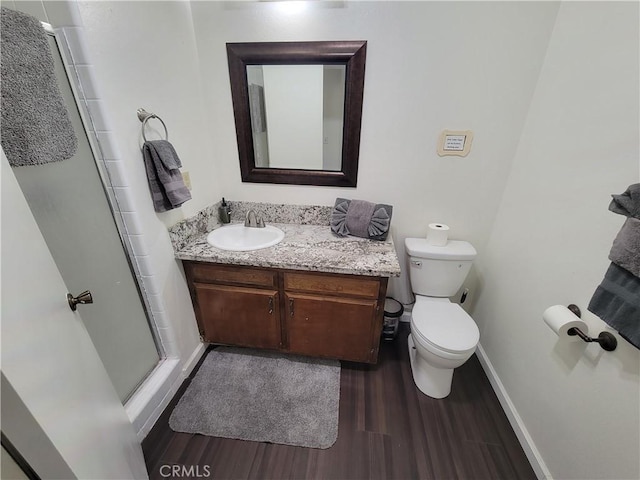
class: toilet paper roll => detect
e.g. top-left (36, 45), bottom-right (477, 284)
top-left (543, 305), bottom-right (587, 342)
top-left (426, 223), bottom-right (449, 246)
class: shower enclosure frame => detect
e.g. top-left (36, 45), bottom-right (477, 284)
top-left (37, 6), bottom-right (190, 439)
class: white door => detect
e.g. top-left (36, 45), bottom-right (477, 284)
top-left (0, 150), bottom-right (148, 479)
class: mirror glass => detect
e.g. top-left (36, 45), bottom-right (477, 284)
top-left (227, 41), bottom-right (367, 187)
top-left (247, 64), bottom-right (345, 172)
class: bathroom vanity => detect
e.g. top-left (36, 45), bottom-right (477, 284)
top-left (183, 262), bottom-right (387, 363)
top-left (170, 202), bottom-right (401, 364)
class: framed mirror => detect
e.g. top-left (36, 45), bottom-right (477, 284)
top-left (226, 41), bottom-right (367, 187)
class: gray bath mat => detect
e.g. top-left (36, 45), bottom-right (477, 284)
top-left (169, 347), bottom-right (340, 449)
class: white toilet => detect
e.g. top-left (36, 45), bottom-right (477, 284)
top-left (405, 237), bottom-right (480, 399)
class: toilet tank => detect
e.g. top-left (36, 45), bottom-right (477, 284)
top-left (405, 238), bottom-right (477, 297)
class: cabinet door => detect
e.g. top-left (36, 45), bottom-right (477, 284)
top-left (194, 283), bottom-right (281, 349)
top-left (285, 292), bottom-right (379, 363)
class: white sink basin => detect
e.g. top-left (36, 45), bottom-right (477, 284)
top-left (206, 224), bottom-right (285, 251)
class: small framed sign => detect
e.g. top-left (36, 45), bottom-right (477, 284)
top-left (437, 130), bottom-right (473, 157)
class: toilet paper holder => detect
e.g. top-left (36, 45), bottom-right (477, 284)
top-left (566, 304), bottom-right (617, 351)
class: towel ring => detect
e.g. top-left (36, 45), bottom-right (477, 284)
top-left (137, 108), bottom-right (168, 142)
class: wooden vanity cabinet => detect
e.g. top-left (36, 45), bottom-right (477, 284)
top-left (283, 272), bottom-right (385, 363)
top-left (185, 263), bottom-right (281, 350)
top-left (192, 284), bottom-right (281, 349)
top-left (183, 261), bottom-right (388, 364)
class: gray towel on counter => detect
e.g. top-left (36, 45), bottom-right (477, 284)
top-left (609, 217), bottom-right (640, 278)
top-left (609, 183), bottom-right (640, 219)
top-left (142, 140), bottom-right (191, 212)
top-left (330, 198), bottom-right (392, 241)
top-left (588, 263), bottom-right (640, 349)
top-left (0, 7), bottom-right (77, 166)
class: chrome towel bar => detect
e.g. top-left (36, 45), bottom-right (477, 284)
top-left (137, 107), bottom-right (168, 142)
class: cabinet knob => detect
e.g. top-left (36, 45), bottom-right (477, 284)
top-left (289, 298), bottom-right (294, 316)
top-left (268, 296), bottom-right (274, 314)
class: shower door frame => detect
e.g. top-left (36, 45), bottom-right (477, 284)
top-left (43, 15), bottom-right (189, 438)
top-left (40, 22), bottom-right (163, 398)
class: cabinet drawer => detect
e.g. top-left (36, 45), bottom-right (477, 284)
top-left (284, 271), bottom-right (380, 299)
top-left (186, 262), bottom-right (277, 288)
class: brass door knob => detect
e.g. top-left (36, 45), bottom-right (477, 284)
top-left (67, 290), bottom-right (93, 311)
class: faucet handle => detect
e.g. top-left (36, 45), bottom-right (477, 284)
top-left (257, 216), bottom-right (265, 228)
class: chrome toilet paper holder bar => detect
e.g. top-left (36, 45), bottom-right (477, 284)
top-left (566, 304), bottom-right (617, 351)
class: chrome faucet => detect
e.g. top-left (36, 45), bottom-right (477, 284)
top-left (244, 209), bottom-right (265, 228)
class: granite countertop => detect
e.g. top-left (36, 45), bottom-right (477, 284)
top-left (170, 202), bottom-right (401, 278)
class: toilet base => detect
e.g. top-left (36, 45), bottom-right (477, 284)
top-left (408, 334), bottom-right (454, 399)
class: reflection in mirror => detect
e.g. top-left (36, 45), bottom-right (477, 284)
top-left (247, 64), bottom-right (345, 171)
top-left (227, 41), bottom-right (367, 187)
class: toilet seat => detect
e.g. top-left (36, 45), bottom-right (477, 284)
top-left (412, 299), bottom-right (479, 354)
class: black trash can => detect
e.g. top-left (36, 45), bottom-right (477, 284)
top-left (382, 297), bottom-right (404, 341)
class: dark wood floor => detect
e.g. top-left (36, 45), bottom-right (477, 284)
top-left (143, 324), bottom-right (536, 479)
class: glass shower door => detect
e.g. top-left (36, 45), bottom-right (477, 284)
top-left (12, 33), bottom-right (159, 403)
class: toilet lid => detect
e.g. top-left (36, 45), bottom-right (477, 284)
top-left (412, 301), bottom-right (479, 353)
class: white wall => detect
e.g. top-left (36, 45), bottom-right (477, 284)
top-left (189, 1), bottom-right (561, 304)
top-left (472, 2), bottom-right (640, 479)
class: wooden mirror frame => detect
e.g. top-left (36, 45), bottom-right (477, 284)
top-left (226, 41), bottom-right (367, 187)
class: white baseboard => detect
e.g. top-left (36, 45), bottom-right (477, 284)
top-left (182, 342), bottom-right (207, 379)
top-left (125, 342), bottom-right (207, 441)
top-left (475, 344), bottom-right (551, 480)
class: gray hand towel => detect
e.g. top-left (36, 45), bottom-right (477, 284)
top-left (345, 200), bottom-right (376, 238)
top-left (609, 183), bottom-right (640, 219)
top-left (588, 263), bottom-right (640, 350)
top-left (0, 7), bottom-right (77, 166)
top-left (146, 140), bottom-right (182, 169)
top-left (142, 140), bottom-right (191, 212)
top-left (330, 198), bottom-right (393, 241)
top-left (609, 217), bottom-right (640, 278)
